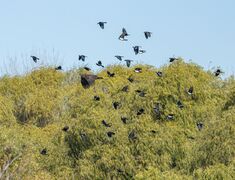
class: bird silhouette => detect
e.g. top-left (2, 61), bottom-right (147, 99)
top-left (96, 60), bottom-right (104, 68)
top-left (144, 31), bottom-right (152, 39)
top-left (62, 126), bottom-right (69, 132)
top-left (177, 100), bottom-right (184, 109)
top-left (113, 102), bottom-right (120, 109)
top-left (134, 67), bottom-right (142, 73)
top-left (169, 57), bottom-right (178, 62)
top-left (151, 130), bottom-right (156, 134)
top-left (107, 71), bottom-right (115, 77)
top-left (107, 131), bottom-right (115, 137)
top-left (40, 148), bottom-right (47, 155)
top-left (55, 66), bottom-right (62, 70)
top-left (133, 46), bottom-right (141, 55)
top-left (125, 59), bottom-right (133, 67)
top-left (121, 117), bottom-right (127, 124)
top-left (102, 120), bottom-right (111, 127)
top-left (197, 122), bottom-right (203, 131)
top-left (214, 69), bottom-right (223, 76)
top-left (84, 67), bottom-right (91, 71)
top-left (94, 95), bottom-right (100, 101)
top-left (97, 22), bottom-right (107, 29)
top-left (119, 28), bottom-right (129, 41)
top-left (187, 86), bottom-right (194, 95)
top-left (31, 56), bottom-right (39, 63)
top-left (137, 108), bottom-right (145, 115)
top-left (167, 114), bottom-right (174, 120)
top-left (78, 55), bottom-right (87, 62)
top-left (115, 55), bottom-right (124, 61)
top-left (80, 74), bottom-right (103, 89)
top-left (156, 71), bottom-right (163, 77)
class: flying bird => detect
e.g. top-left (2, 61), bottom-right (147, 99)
top-left (115, 55), bottom-right (124, 61)
top-left (94, 95), bottom-right (100, 101)
top-left (214, 69), bottom-right (223, 76)
top-left (113, 101), bottom-right (120, 109)
top-left (62, 126), bottom-right (69, 132)
top-left (127, 77), bottom-right (134, 83)
top-left (134, 67), bottom-right (142, 73)
top-left (167, 114), bottom-right (174, 120)
top-left (177, 100), bottom-right (184, 109)
top-left (96, 60), bottom-right (104, 68)
top-left (121, 85), bottom-right (129, 92)
top-left (102, 120), bottom-right (111, 127)
top-left (144, 31), bottom-right (152, 39)
top-left (169, 57), bottom-right (178, 62)
top-left (121, 117), bottom-right (127, 124)
top-left (107, 131), bottom-right (115, 137)
top-left (133, 46), bottom-right (141, 55)
top-left (31, 56), bottom-right (39, 63)
top-left (40, 148), bottom-right (47, 155)
top-left (107, 71), bottom-right (115, 77)
top-left (156, 71), bottom-right (163, 77)
top-left (187, 86), bottom-right (194, 95)
top-left (124, 59), bottom-right (133, 67)
top-left (119, 28), bottom-right (129, 41)
top-left (55, 66), bottom-right (62, 70)
top-left (97, 21), bottom-right (107, 29)
top-left (78, 55), bottom-right (87, 61)
top-left (197, 122), bottom-right (204, 131)
top-left (137, 108), bottom-right (145, 115)
top-left (80, 74), bottom-right (103, 89)
top-left (84, 67), bottom-right (91, 71)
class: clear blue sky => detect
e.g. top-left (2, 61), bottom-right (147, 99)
top-left (0, 0), bottom-right (234, 76)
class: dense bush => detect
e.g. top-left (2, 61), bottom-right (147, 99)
top-left (0, 60), bottom-right (234, 179)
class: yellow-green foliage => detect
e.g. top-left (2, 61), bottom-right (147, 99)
top-left (0, 60), bottom-right (234, 179)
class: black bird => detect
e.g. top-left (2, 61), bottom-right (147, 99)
top-left (169, 57), bottom-right (178, 62)
top-left (80, 74), bottom-right (103, 89)
top-left (107, 71), bottom-right (115, 77)
top-left (102, 120), bottom-right (111, 127)
top-left (62, 126), bottom-right (69, 132)
top-left (136, 90), bottom-right (146, 97)
top-left (96, 60), bottom-right (104, 68)
top-left (214, 69), bottom-right (223, 76)
top-left (113, 102), bottom-right (120, 109)
top-left (166, 114), bottom-right (174, 120)
top-left (128, 77), bottom-right (134, 83)
top-left (177, 100), bottom-right (184, 109)
top-left (151, 130), bottom-right (156, 134)
top-left (121, 85), bottom-right (129, 92)
top-left (115, 55), bottom-right (124, 61)
top-left (107, 131), bottom-right (115, 137)
top-left (134, 67), bottom-right (142, 73)
top-left (137, 108), bottom-right (145, 115)
top-left (187, 86), bottom-right (194, 95)
top-left (125, 59), bottom-right (133, 67)
top-left (144, 31), bottom-right (152, 39)
top-left (97, 21), bottom-right (107, 29)
top-left (128, 130), bottom-right (137, 141)
top-left (84, 67), bottom-right (91, 71)
top-left (156, 71), bottom-right (163, 77)
top-left (121, 117), bottom-right (127, 124)
top-left (40, 148), bottom-right (47, 155)
top-left (31, 56), bottom-right (39, 63)
top-left (94, 95), bottom-right (100, 101)
top-left (78, 55), bottom-right (87, 61)
top-left (119, 28), bottom-right (129, 41)
top-left (197, 122), bottom-right (204, 131)
top-left (55, 66), bottom-right (62, 70)
top-left (133, 46), bottom-right (141, 55)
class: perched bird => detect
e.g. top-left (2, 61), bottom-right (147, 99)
top-left (166, 114), bottom-right (174, 120)
top-left (125, 59), bottom-right (133, 67)
top-left (62, 126), bottom-right (69, 132)
top-left (128, 130), bottom-right (137, 141)
top-left (97, 21), bottom-right (107, 29)
top-left (169, 57), bottom-right (178, 62)
top-left (127, 77), bottom-right (134, 83)
top-left (121, 85), bottom-right (129, 92)
top-left (107, 131), bottom-right (115, 137)
top-left (197, 122), bottom-right (204, 131)
top-left (214, 69), bottom-right (223, 76)
top-left (84, 67), bottom-right (91, 71)
top-left (102, 120), bottom-right (111, 127)
top-left (119, 28), bottom-right (129, 41)
top-left (134, 67), bottom-right (142, 73)
top-left (115, 55), bottom-right (124, 61)
top-left (94, 95), bottom-right (100, 101)
top-left (187, 86), bottom-right (194, 95)
top-left (136, 90), bottom-right (146, 97)
top-left (121, 117), bottom-right (127, 124)
top-left (78, 55), bottom-right (87, 61)
top-left (133, 46), bottom-right (141, 55)
top-left (96, 60), bottom-right (104, 68)
top-left (144, 31), bottom-right (152, 39)
top-left (55, 66), bottom-right (62, 70)
top-left (177, 100), bottom-right (184, 109)
top-left (137, 108), bottom-right (145, 115)
top-left (40, 148), bottom-right (47, 155)
top-left (31, 56), bottom-right (39, 63)
top-left (107, 71), bottom-right (115, 77)
top-left (113, 101), bottom-right (120, 109)
top-left (80, 74), bottom-right (103, 89)
top-left (156, 71), bottom-right (163, 77)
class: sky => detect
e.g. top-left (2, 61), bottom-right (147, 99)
top-left (0, 0), bottom-right (235, 76)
